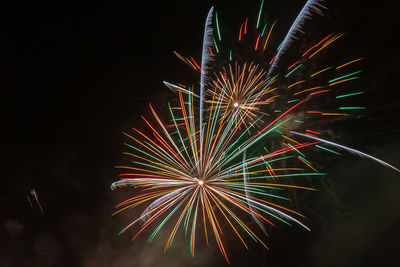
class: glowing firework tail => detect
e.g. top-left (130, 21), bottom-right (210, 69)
top-left (200, 7), bottom-right (215, 151)
top-left (268, 0), bottom-right (325, 77)
top-left (290, 131), bottom-right (400, 172)
top-left (163, 81), bottom-right (200, 98)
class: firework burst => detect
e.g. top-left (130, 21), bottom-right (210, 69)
top-left (112, 89), bottom-right (327, 261)
top-left (111, 0), bottom-right (399, 262)
top-left (205, 62), bottom-right (277, 127)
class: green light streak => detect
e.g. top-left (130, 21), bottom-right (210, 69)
top-left (190, 201), bottom-right (198, 257)
top-left (339, 107), bottom-right (365, 110)
top-left (289, 143), bottom-right (305, 158)
top-left (285, 64), bottom-right (303, 78)
top-left (258, 208), bottom-right (292, 226)
top-left (261, 23), bottom-right (267, 36)
top-left (168, 202), bottom-right (188, 248)
top-left (226, 172), bottom-right (327, 181)
top-left (148, 203), bottom-right (182, 243)
top-left (261, 158), bottom-right (273, 173)
top-left (184, 196), bottom-right (196, 235)
top-left (244, 117), bottom-right (292, 151)
top-left (265, 155), bottom-right (294, 163)
top-left (215, 12), bottom-right (222, 41)
top-left (169, 102), bottom-right (192, 167)
top-left (291, 13), bottom-right (305, 33)
top-left (229, 49), bottom-right (232, 60)
top-left (171, 117), bottom-right (192, 121)
top-left (230, 183), bottom-right (284, 191)
top-left (277, 40), bottom-right (284, 51)
top-left (294, 120), bottom-right (304, 123)
top-left (213, 38), bottom-right (219, 53)
top-left (329, 70), bottom-right (362, 83)
top-left (336, 91), bottom-right (364, 99)
top-left (227, 184), bottom-right (290, 200)
top-left (315, 145), bottom-right (342, 155)
top-left (256, 0), bottom-right (265, 29)
top-left (298, 156), bottom-right (312, 165)
top-left (287, 99), bottom-right (299, 103)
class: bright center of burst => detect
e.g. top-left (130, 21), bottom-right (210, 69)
top-left (198, 180), bottom-right (204, 185)
top-left (233, 102), bottom-right (239, 108)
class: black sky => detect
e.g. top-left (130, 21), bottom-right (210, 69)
top-left (3, 0), bottom-right (400, 266)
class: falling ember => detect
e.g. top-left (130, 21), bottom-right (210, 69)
top-left (27, 189), bottom-right (44, 214)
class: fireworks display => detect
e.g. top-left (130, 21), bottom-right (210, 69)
top-left (111, 0), bottom-right (399, 262)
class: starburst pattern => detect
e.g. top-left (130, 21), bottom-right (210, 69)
top-left (111, 0), bottom-right (398, 262)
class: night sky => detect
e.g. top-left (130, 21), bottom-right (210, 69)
top-left (4, 0), bottom-right (400, 266)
